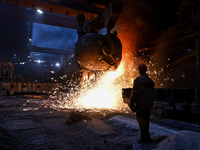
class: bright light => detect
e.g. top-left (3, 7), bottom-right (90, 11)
top-left (29, 39), bottom-right (32, 41)
top-left (37, 9), bottom-right (43, 14)
top-left (20, 62), bottom-right (25, 65)
top-left (75, 70), bottom-right (126, 109)
top-left (45, 63), bottom-right (133, 113)
top-left (34, 59), bottom-right (45, 63)
top-left (56, 63), bottom-right (60, 67)
top-left (78, 88), bottom-right (116, 108)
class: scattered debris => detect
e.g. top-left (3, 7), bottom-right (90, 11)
top-left (82, 117), bottom-right (116, 136)
top-left (65, 112), bottom-right (91, 125)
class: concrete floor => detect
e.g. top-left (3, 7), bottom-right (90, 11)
top-left (0, 95), bottom-right (199, 150)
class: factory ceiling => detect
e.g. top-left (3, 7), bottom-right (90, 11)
top-left (0, 0), bottom-right (115, 29)
top-left (0, 0), bottom-right (184, 58)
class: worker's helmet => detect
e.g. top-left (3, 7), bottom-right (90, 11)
top-left (138, 64), bottom-right (147, 73)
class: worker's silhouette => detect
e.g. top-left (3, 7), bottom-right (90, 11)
top-left (130, 64), bottom-right (155, 143)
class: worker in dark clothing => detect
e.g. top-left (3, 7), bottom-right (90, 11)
top-left (130, 64), bottom-right (155, 143)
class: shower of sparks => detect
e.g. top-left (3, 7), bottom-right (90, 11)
top-left (38, 28), bottom-right (166, 113)
top-left (38, 2), bottom-right (170, 113)
top-left (44, 63), bottom-right (132, 113)
top-left (76, 66), bottom-right (125, 110)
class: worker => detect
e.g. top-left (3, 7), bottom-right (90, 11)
top-left (129, 64), bottom-right (155, 143)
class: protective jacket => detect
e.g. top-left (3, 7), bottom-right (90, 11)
top-left (130, 73), bottom-right (155, 110)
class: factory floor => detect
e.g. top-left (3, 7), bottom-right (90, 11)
top-left (0, 95), bottom-right (200, 150)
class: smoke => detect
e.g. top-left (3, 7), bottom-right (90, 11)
top-left (116, 0), bottom-right (158, 52)
top-left (113, 0), bottom-right (179, 88)
top-left (113, 0), bottom-right (158, 87)
top-left (32, 23), bottom-right (78, 50)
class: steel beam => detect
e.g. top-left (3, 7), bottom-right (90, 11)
top-left (0, 2), bottom-right (93, 29)
top-left (30, 46), bottom-right (70, 54)
top-left (1, 0), bottom-right (102, 19)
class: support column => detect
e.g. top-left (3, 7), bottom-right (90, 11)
top-left (195, 35), bottom-right (200, 104)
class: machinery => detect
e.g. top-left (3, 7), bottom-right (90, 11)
top-left (0, 59), bottom-right (14, 82)
top-left (49, 1), bottom-right (123, 95)
top-left (75, 30), bottom-right (122, 71)
top-left (64, 2), bottom-right (122, 81)
top-left (0, 59), bottom-right (56, 95)
top-left (122, 88), bottom-right (200, 115)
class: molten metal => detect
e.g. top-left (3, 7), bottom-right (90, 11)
top-left (76, 66), bottom-right (125, 110)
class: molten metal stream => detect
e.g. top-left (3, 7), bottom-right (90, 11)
top-left (75, 65), bottom-right (126, 110)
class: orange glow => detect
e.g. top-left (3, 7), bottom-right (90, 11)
top-left (45, 62), bottom-right (132, 112)
top-left (74, 67), bottom-right (127, 110)
top-left (46, 31), bottom-right (137, 112)
top-left (44, 2), bottom-right (142, 112)
top-left (73, 12), bottom-right (138, 110)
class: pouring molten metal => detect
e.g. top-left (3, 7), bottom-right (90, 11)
top-left (76, 64), bottom-right (126, 110)
top-left (44, 61), bottom-right (133, 113)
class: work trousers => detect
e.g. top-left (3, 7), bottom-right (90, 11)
top-left (136, 110), bottom-right (151, 141)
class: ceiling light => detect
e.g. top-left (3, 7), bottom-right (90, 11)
top-left (37, 9), bottom-right (43, 14)
top-left (56, 63), bottom-right (60, 67)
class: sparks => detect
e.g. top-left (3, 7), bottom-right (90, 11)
top-left (76, 70), bottom-right (125, 109)
top-left (43, 62), bottom-right (133, 113)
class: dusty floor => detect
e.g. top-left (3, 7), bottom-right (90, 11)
top-left (0, 95), bottom-right (200, 150)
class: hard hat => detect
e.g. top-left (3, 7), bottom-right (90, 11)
top-left (138, 64), bottom-right (147, 72)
